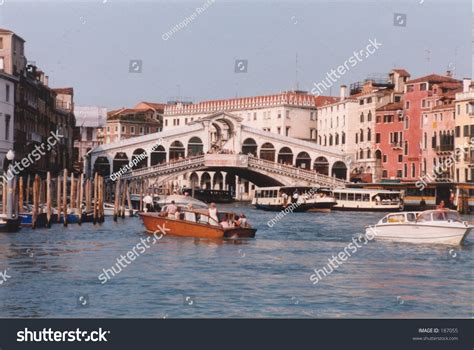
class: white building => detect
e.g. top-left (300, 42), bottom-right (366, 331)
top-left (0, 71), bottom-right (17, 172)
top-left (317, 70), bottom-right (408, 181)
top-left (74, 106), bottom-right (107, 172)
top-left (163, 91), bottom-right (337, 142)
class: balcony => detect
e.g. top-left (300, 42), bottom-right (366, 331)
top-left (391, 142), bottom-right (403, 149)
top-left (435, 144), bottom-right (454, 154)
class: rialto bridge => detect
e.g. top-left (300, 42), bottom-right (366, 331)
top-left (86, 112), bottom-right (350, 194)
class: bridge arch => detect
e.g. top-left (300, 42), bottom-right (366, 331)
top-left (93, 156), bottom-right (111, 177)
top-left (151, 145), bottom-right (166, 166)
top-left (187, 136), bottom-right (204, 157)
top-left (132, 148), bottom-right (147, 169)
top-left (277, 147), bottom-right (293, 165)
top-left (259, 142), bottom-right (276, 162)
top-left (201, 172), bottom-right (212, 189)
top-left (170, 141), bottom-right (185, 161)
top-left (242, 138), bottom-right (258, 156)
top-left (113, 152), bottom-right (129, 173)
top-left (295, 151), bottom-right (311, 169)
top-left (314, 156), bottom-right (329, 175)
top-left (332, 161), bottom-right (348, 180)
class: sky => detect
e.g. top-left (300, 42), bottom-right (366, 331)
top-left (0, 0), bottom-right (472, 109)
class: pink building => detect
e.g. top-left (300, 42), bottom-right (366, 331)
top-left (401, 74), bottom-right (461, 181)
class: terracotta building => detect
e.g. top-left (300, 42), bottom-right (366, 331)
top-left (400, 73), bottom-right (461, 181)
top-left (103, 102), bottom-right (163, 144)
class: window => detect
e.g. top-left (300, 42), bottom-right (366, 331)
top-left (278, 111), bottom-right (281, 119)
top-left (405, 101), bottom-right (410, 109)
top-left (382, 170), bottom-right (388, 178)
top-left (420, 83), bottom-right (427, 91)
top-left (398, 154), bottom-right (403, 162)
top-left (397, 170), bottom-right (403, 178)
top-left (455, 126), bottom-right (460, 137)
top-left (140, 127), bottom-right (144, 134)
top-left (5, 84), bottom-right (10, 102)
top-left (286, 111), bottom-right (290, 119)
top-left (165, 119), bottom-right (168, 126)
top-left (0, 57), bottom-right (4, 71)
top-left (404, 164), bottom-right (408, 177)
top-left (121, 126), bottom-right (126, 133)
top-left (277, 127), bottom-right (281, 134)
top-left (0, 38), bottom-right (3, 49)
top-left (383, 154), bottom-right (387, 162)
top-left (404, 116), bottom-right (409, 129)
top-left (360, 113), bottom-right (364, 123)
top-left (359, 99), bottom-right (364, 105)
top-left (367, 111), bottom-right (372, 122)
top-left (376, 115), bottom-right (381, 123)
top-left (5, 114), bottom-right (10, 140)
top-left (367, 128), bottom-right (371, 141)
top-left (404, 141), bottom-right (408, 155)
top-left (285, 127), bottom-right (290, 136)
top-left (86, 128), bottom-right (93, 141)
top-left (360, 129), bottom-right (364, 142)
top-left (411, 163), bottom-right (416, 178)
top-left (367, 97), bottom-right (372, 104)
top-left (310, 112), bottom-right (315, 120)
top-left (406, 85), bottom-right (414, 92)
top-left (342, 132), bottom-right (345, 144)
top-left (253, 112), bottom-right (257, 120)
top-left (375, 133), bottom-right (381, 143)
top-left (394, 96), bottom-right (401, 102)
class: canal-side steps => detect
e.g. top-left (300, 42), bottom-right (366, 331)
top-left (121, 154), bottom-right (347, 189)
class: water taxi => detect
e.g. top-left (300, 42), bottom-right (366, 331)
top-left (139, 206), bottom-right (256, 239)
top-left (252, 186), bottom-right (336, 212)
top-left (366, 209), bottom-right (473, 245)
top-left (332, 188), bottom-right (403, 211)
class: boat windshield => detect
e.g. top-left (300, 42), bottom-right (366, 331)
top-left (416, 210), bottom-right (462, 223)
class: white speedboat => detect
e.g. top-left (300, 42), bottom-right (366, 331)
top-left (103, 203), bottom-right (138, 217)
top-left (366, 209), bottom-right (473, 245)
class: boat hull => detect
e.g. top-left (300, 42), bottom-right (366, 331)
top-left (20, 213), bottom-right (48, 228)
top-left (0, 217), bottom-right (22, 233)
top-left (366, 224), bottom-right (472, 245)
top-left (139, 213), bottom-right (256, 239)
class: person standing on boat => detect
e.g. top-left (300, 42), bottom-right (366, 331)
top-left (449, 190), bottom-right (455, 209)
top-left (292, 190), bottom-right (299, 204)
top-left (166, 201), bottom-right (178, 218)
top-left (281, 192), bottom-right (289, 207)
top-left (208, 203), bottom-right (219, 226)
top-left (420, 198), bottom-right (427, 211)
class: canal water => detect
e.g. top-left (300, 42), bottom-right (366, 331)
top-left (0, 204), bottom-right (472, 318)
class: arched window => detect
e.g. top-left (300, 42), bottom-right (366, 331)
top-left (359, 149), bottom-right (364, 159)
top-left (335, 133), bottom-right (339, 145)
top-left (342, 132), bottom-right (346, 145)
top-left (367, 148), bottom-right (371, 159)
top-left (411, 163), bottom-right (416, 178)
top-left (404, 164), bottom-right (408, 177)
top-left (367, 111), bottom-right (372, 122)
top-left (367, 128), bottom-right (371, 141)
top-left (360, 113), bottom-right (364, 123)
top-left (360, 129), bottom-right (364, 142)
top-left (329, 134), bottom-right (333, 146)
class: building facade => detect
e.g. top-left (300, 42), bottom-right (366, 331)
top-left (454, 79), bottom-right (474, 183)
top-left (0, 72), bottom-right (17, 171)
top-left (401, 74), bottom-right (461, 182)
top-left (163, 91), bottom-right (336, 141)
top-left (74, 106), bottom-right (107, 172)
top-left (103, 102), bottom-right (163, 144)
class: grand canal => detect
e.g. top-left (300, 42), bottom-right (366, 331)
top-left (0, 204), bottom-right (472, 318)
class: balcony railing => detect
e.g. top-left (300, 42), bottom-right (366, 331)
top-left (435, 145), bottom-right (455, 152)
top-left (391, 142), bottom-right (403, 149)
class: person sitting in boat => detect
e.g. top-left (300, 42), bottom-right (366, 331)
top-left (437, 200), bottom-right (446, 209)
top-left (237, 213), bottom-right (248, 228)
top-left (208, 203), bottom-right (219, 226)
top-left (220, 214), bottom-right (230, 228)
top-left (166, 201), bottom-right (178, 219)
top-left (184, 203), bottom-right (196, 222)
top-left (175, 207), bottom-right (182, 220)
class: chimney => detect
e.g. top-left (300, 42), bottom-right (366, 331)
top-left (340, 85), bottom-right (347, 100)
top-left (446, 70), bottom-right (453, 78)
top-left (44, 75), bottom-right (49, 87)
top-left (463, 78), bottom-right (471, 93)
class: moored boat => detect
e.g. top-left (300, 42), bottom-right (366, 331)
top-left (139, 208), bottom-right (256, 239)
top-left (366, 209), bottom-right (473, 245)
top-left (0, 214), bottom-right (22, 233)
top-left (103, 203), bottom-right (138, 217)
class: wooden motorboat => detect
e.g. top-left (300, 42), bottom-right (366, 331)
top-left (139, 209), bottom-right (256, 239)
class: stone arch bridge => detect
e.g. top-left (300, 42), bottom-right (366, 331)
top-left (87, 112), bottom-right (349, 188)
